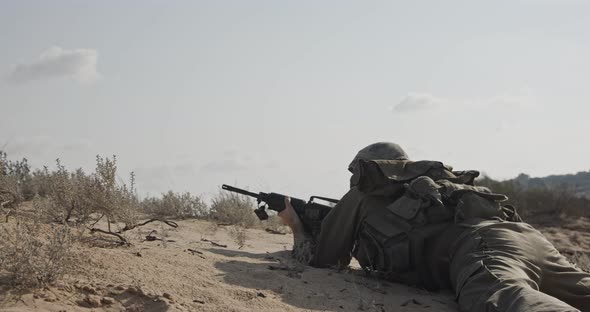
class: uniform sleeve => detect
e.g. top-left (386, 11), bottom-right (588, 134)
top-left (311, 187), bottom-right (367, 268)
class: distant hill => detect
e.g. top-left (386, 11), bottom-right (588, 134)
top-left (512, 171), bottom-right (590, 199)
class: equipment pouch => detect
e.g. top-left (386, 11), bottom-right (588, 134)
top-left (357, 212), bottom-right (412, 273)
top-left (436, 180), bottom-right (516, 222)
top-left (454, 193), bottom-right (503, 222)
top-left (387, 195), bottom-right (422, 221)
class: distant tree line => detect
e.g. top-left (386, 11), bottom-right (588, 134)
top-left (477, 175), bottom-right (590, 220)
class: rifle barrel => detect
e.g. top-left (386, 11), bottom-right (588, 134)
top-left (221, 184), bottom-right (260, 198)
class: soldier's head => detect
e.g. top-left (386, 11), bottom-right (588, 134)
top-left (348, 142), bottom-right (409, 173)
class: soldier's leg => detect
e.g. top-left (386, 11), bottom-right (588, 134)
top-left (539, 247), bottom-right (590, 312)
top-left (451, 222), bottom-right (580, 312)
top-left (456, 256), bottom-right (578, 312)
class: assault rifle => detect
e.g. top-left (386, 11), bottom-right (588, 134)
top-left (221, 184), bottom-right (338, 239)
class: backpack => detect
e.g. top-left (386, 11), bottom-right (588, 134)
top-left (350, 159), bottom-right (521, 288)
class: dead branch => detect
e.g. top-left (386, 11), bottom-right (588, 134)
top-left (90, 228), bottom-right (130, 245)
top-left (145, 230), bottom-right (158, 241)
top-left (4, 209), bottom-right (12, 223)
top-left (88, 219), bottom-right (177, 247)
top-left (120, 219), bottom-right (179, 232)
top-left (187, 248), bottom-right (206, 259)
top-left (88, 214), bottom-right (105, 229)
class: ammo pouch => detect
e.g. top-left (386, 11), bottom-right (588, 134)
top-left (354, 176), bottom-right (454, 287)
top-left (436, 180), bottom-right (522, 222)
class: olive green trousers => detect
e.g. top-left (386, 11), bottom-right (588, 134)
top-left (450, 220), bottom-right (590, 312)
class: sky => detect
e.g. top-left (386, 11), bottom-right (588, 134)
top-left (1, 0), bottom-right (590, 200)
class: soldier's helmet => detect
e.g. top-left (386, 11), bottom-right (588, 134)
top-left (348, 142), bottom-right (409, 172)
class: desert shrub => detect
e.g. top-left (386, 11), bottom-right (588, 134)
top-left (32, 160), bottom-right (85, 224)
top-left (209, 190), bottom-right (258, 228)
top-left (29, 156), bottom-right (140, 229)
top-left (0, 151), bottom-right (34, 210)
top-left (229, 226), bottom-right (248, 249)
top-left (142, 191), bottom-right (207, 219)
top-left (476, 176), bottom-right (590, 219)
top-left (0, 175), bottom-right (22, 210)
top-left (0, 221), bottom-right (74, 288)
top-left (82, 156), bottom-right (140, 229)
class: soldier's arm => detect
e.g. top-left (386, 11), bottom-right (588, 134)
top-left (311, 188), bottom-right (369, 268)
top-left (279, 188), bottom-right (368, 268)
top-left (278, 197), bottom-right (308, 243)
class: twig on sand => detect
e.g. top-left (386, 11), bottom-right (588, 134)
top-left (145, 230), bottom-right (158, 241)
top-left (90, 218), bottom-right (178, 246)
top-left (187, 249), bottom-right (206, 259)
top-left (120, 219), bottom-right (178, 232)
top-left (265, 228), bottom-right (286, 235)
top-left (200, 238), bottom-right (227, 248)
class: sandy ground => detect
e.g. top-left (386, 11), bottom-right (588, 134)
top-left (1, 216), bottom-right (589, 312)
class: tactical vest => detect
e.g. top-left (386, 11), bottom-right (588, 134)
top-left (350, 159), bottom-right (521, 289)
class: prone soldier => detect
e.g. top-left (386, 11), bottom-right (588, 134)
top-left (278, 142), bottom-right (590, 312)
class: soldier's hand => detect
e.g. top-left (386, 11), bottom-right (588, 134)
top-left (278, 197), bottom-right (310, 248)
top-left (278, 197), bottom-right (304, 234)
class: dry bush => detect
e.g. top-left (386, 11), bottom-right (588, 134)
top-left (142, 191), bottom-right (207, 219)
top-left (84, 156), bottom-right (140, 229)
top-left (0, 175), bottom-right (22, 221)
top-left (0, 152), bottom-right (31, 217)
top-left (0, 221), bottom-right (74, 288)
top-left (28, 156), bottom-right (139, 229)
top-left (209, 190), bottom-right (258, 228)
top-left (229, 226), bottom-right (248, 249)
top-left (30, 162), bottom-right (90, 224)
top-left (568, 252), bottom-right (590, 272)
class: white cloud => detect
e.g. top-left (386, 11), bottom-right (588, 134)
top-left (391, 90), bottom-right (536, 115)
top-left (6, 46), bottom-right (100, 84)
top-left (392, 93), bottom-right (442, 113)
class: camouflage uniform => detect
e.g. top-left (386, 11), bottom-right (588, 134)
top-left (449, 220), bottom-right (590, 312)
top-left (306, 142), bottom-right (590, 312)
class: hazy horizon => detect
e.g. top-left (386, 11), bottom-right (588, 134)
top-left (2, 1), bottom-right (590, 200)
